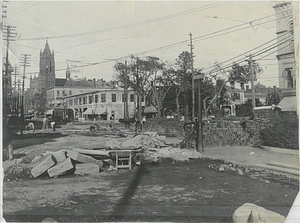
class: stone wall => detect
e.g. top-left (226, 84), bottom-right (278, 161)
top-left (203, 120), bottom-right (251, 147)
top-left (143, 118), bottom-right (267, 148)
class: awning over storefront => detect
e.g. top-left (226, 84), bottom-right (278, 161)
top-left (83, 108), bottom-right (93, 115)
top-left (95, 106), bottom-right (107, 114)
top-left (278, 96), bottom-right (297, 112)
top-left (83, 106), bottom-right (107, 115)
top-left (144, 105), bottom-right (158, 113)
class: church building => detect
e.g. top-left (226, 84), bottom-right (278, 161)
top-left (273, 2), bottom-right (298, 113)
top-left (39, 39), bottom-right (56, 93)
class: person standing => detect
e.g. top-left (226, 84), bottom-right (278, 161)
top-left (3, 118), bottom-right (13, 160)
top-left (43, 116), bottom-right (48, 130)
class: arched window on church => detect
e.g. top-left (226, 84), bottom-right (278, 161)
top-left (286, 69), bottom-right (293, 88)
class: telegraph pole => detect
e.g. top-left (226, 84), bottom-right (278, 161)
top-left (13, 65), bottom-right (20, 113)
top-left (19, 54), bottom-right (31, 135)
top-left (3, 25), bottom-right (16, 119)
top-left (189, 33), bottom-right (195, 121)
top-left (249, 54), bottom-right (255, 115)
top-left (124, 60), bottom-right (130, 129)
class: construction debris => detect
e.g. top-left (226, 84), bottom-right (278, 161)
top-left (75, 163), bottom-right (100, 175)
top-left (66, 150), bottom-right (104, 168)
top-left (31, 155), bottom-right (56, 178)
top-left (72, 148), bottom-right (111, 157)
top-left (28, 131), bottom-right (203, 179)
top-left (43, 150), bottom-right (67, 163)
top-left (47, 158), bottom-right (74, 178)
top-left (120, 134), bottom-right (166, 149)
top-left (143, 146), bottom-right (202, 162)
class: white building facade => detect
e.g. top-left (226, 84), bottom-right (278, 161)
top-left (64, 88), bottom-right (137, 121)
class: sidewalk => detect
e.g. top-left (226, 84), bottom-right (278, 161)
top-left (201, 146), bottom-right (299, 177)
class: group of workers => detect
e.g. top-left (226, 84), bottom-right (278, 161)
top-left (42, 116), bottom-right (56, 131)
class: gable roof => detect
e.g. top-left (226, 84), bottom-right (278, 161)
top-left (55, 78), bottom-right (67, 86)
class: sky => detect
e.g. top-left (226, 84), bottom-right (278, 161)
top-left (2, 1), bottom-right (294, 89)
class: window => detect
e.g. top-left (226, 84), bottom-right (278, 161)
top-left (141, 96), bottom-right (144, 102)
top-left (233, 93), bottom-right (240, 101)
top-left (62, 90), bottom-right (65, 96)
top-left (69, 99), bottom-right (73, 106)
top-left (79, 98), bottom-right (82, 105)
top-left (69, 91), bottom-right (72, 95)
top-left (122, 94), bottom-right (125, 102)
top-left (83, 97), bottom-right (86, 104)
top-left (112, 94), bottom-right (116, 102)
top-left (95, 95), bottom-right (98, 103)
top-left (130, 94), bottom-right (134, 102)
top-left (89, 95), bottom-right (92, 104)
top-left (74, 98), bottom-right (78, 105)
top-left (101, 94), bottom-right (106, 102)
top-left (57, 90), bottom-right (60, 96)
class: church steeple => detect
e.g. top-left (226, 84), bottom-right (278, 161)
top-left (39, 39), bottom-right (55, 92)
top-left (43, 38), bottom-right (51, 55)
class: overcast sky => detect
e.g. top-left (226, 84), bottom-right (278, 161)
top-left (2, 1), bottom-right (291, 89)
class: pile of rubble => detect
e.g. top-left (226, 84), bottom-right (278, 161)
top-left (31, 150), bottom-right (104, 178)
top-left (28, 131), bottom-right (202, 179)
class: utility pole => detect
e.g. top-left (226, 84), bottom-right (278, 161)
top-left (189, 33), bottom-right (195, 121)
top-left (249, 54), bottom-right (255, 116)
top-left (3, 25), bottom-right (16, 120)
top-left (124, 60), bottom-right (130, 129)
top-left (19, 54), bottom-right (31, 135)
top-left (194, 72), bottom-right (204, 152)
top-left (13, 65), bottom-right (20, 113)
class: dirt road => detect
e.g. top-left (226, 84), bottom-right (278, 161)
top-left (3, 159), bottom-right (298, 222)
top-left (2, 126), bottom-right (299, 222)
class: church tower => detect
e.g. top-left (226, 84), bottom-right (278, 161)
top-left (273, 2), bottom-right (296, 89)
top-left (39, 39), bottom-right (55, 93)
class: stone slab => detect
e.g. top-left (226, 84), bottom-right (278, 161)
top-left (75, 163), bottom-right (99, 175)
top-left (67, 150), bottom-right (104, 168)
top-left (233, 203), bottom-right (286, 223)
top-left (47, 158), bottom-right (74, 178)
top-left (31, 155), bottom-right (56, 178)
top-left (52, 150), bottom-right (67, 163)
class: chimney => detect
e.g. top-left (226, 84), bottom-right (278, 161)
top-left (240, 83), bottom-right (245, 90)
top-left (93, 78), bottom-right (96, 88)
top-left (246, 85), bottom-right (249, 91)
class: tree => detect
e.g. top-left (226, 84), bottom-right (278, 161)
top-left (173, 51), bottom-right (193, 118)
top-left (114, 61), bottom-right (130, 128)
top-left (115, 56), bottom-right (152, 125)
top-left (265, 90), bottom-right (281, 106)
top-left (201, 60), bottom-right (263, 118)
top-left (143, 56), bottom-right (167, 118)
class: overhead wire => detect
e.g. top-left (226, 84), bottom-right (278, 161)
top-left (201, 31), bottom-right (289, 72)
top-left (17, 2), bottom-right (229, 41)
top-left (15, 8), bottom-right (293, 78)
